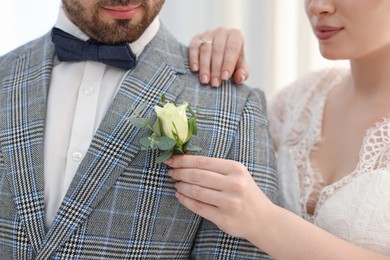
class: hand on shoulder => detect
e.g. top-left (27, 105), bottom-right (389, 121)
top-left (189, 27), bottom-right (249, 87)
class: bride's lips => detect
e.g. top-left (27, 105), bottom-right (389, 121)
top-left (102, 5), bottom-right (142, 19)
top-left (314, 25), bottom-right (344, 40)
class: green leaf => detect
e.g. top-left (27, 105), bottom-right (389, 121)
top-left (184, 132), bottom-right (192, 144)
top-left (152, 119), bottom-right (161, 136)
top-left (150, 139), bottom-right (159, 149)
top-left (139, 137), bottom-right (151, 148)
top-left (128, 116), bottom-right (147, 128)
top-left (140, 136), bottom-right (159, 150)
top-left (160, 93), bottom-right (166, 104)
top-left (171, 122), bottom-right (183, 147)
top-left (156, 118), bottom-right (165, 137)
top-left (186, 144), bottom-right (202, 152)
top-left (135, 102), bottom-right (148, 113)
top-left (156, 136), bottom-right (176, 150)
top-left (156, 150), bottom-right (173, 164)
top-left (187, 104), bottom-right (196, 118)
top-left (186, 120), bottom-right (193, 141)
top-left (188, 117), bottom-right (198, 136)
top-left (193, 120), bottom-right (198, 136)
top-left (173, 147), bottom-right (185, 155)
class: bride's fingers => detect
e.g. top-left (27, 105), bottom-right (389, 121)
top-left (189, 32), bottom-right (214, 81)
top-left (209, 28), bottom-right (228, 87)
top-left (168, 168), bottom-right (226, 191)
top-left (232, 49), bottom-right (249, 84)
top-left (174, 181), bottom-right (223, 207)
top-left (233, 67), bottom-right (248, 85)
top-left (198, 31), bottom-right (214, 85)
top-left (174, 191), bottom-right (222, 225)
top-left (219, 29), bottom-right (244, 82)
top-left (189, 34), bottom-right (202, 72)
top-left (189, 30), bottom-right (214, 85)
top-left (165, 155), bottom-right (247, 176)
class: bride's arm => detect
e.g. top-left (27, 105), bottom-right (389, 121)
top-left (189, 27), bottom-right (249, 87)
top-left (251, 204), bottom-right (389, 260)
top-left (166, 155), bottom-right (390, 260)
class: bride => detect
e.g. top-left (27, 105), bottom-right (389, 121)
top-left (166, 0), bottom-right (390, 258)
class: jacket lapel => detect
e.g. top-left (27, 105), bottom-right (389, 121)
top-left (0, 34), bottom-right (55, 254)
top-left (37, 24), bottom-right (187, 257)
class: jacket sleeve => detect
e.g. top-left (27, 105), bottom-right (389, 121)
top-left (191, 87), bottom-right (279, 259)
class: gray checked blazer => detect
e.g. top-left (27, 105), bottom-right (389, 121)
top-left (0, 24), bottom-right (278, 259)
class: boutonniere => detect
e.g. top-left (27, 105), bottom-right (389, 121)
top-left (129, 94), bottom-right (201, 163)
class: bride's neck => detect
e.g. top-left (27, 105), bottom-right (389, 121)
top-left (349, 44), bottom-right (390, 94)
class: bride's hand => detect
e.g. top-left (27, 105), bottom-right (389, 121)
top-left (165, 155), bottom-right (271, 239)
top-left (189, 27), bottom-right (249, 87)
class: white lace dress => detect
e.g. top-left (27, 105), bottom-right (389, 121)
top-left (268, 68), bottom-right (390, 255)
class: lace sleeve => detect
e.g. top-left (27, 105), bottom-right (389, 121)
top-left (267, 68), bottom-right (342, 151)
top-left (267, 84), bottom-right (297, 151)
top-left (267, 84), bottom-right (302, 214)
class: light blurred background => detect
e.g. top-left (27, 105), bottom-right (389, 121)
top-left (0, 0), bottom-right (347, 95)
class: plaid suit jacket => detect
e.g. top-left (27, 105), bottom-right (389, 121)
top-left (0, 24), bottom-right (278, 259)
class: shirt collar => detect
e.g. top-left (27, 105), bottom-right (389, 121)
top-left (55, 5), bottom-right (160, 58)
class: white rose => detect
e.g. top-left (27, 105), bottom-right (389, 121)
top-left (154, 102), bottom-right (189, 143)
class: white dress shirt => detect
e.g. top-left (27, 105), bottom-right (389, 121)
top-left (44, 6), bottom-right (160, 230)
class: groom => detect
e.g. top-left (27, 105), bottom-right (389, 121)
top-left (0, 0), bottom-right (278, 258)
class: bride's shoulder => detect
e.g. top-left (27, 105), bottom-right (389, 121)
top-left (269, 67), bottom-right (349, 105)
top-left (288, 67), bottom-right (347, 95)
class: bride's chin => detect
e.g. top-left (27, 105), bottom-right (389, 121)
top-left (319, 48), bottom-right (347, 60)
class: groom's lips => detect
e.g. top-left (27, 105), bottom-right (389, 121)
top-left (102, 5), bottom-right (142, 19)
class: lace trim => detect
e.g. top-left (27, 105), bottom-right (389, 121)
top-left (316, 117), bottom-right (390, 214)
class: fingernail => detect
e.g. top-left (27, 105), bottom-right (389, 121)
top-left (211, 77), bottom-right (220, 87)
top-left (241, 74), bottom-right (246, 83)
top-left (201, 74), bottom-right (209, 84)
top-left (167, 169), bottom-right (173, 176)
top-left (222, 70), bottom-right (230, 81)
top-left (164, 158), bottom-right (173, 165)
top-left (192, 63), bottom-right (199, 71)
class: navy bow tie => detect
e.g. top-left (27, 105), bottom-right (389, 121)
top-left (51, 27), bottom-right (136, 70)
